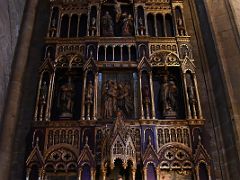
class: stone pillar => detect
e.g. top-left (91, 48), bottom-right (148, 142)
top-left (163, 14), bottom-right (167, 37)
top-left (149, 72), bottom-right (156, 119)
top-left (195, 166), bottom-right (200, 180)
top-left (132, 168), bottom-right (136, 180)
top-left (81, 71), bottom-right (88, 120)
top-left (46, 71), bottom-right (56, 121)
top-left (183, 73), bottom-right (192, 119)
top-left (91, 168), bottom-right (95, 180)
top-left (193, 75), bottom-right (203, 119)
top-left (154, 14), bottom-right (158, 37)
top-left (93, 72), bottom-right (98, 120)
top-left (155, 167), bottom-right (160, 180)
top-left (26, 168), bottom-right (31, 180)
top-left (143, 167), bottom-right (147, 180)
top-left (78, 168), bottom-right (82, 180)
top-left (139, 72), bottom-right (144, 119)
top-left (101, 168), bottom-right (106, 180)
top-left (0, 0), bottom-right (40, 178)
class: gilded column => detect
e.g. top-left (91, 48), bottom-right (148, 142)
top-left (143, 167), bottom-right (147, 180)
top-left (149, 71), bottom-right (156, 119)
top-left (193, 75), bottom-right (203, 119)
top-left (91, 168), bottom-right (95, 180)
top-left (155, 167), bottom-right (160, 180)
top-left (46, 70), bottom-right (56, 121)
top-left (81, 71), bottom-right (88, 120)
top-left (195, 166), bottom-right (200, 180)
top-left (34, 72), bottom-right (44, 121)
top-left (163, 14), bottom-right (167, 37)
top-left (154, 14), bottom-right (158, 37)
top-left (183, 73), bottom-right (192, 119)
top-left (139, 72), bottom-right (144, 119)
top-left (78, 168), bottom-right (82, 180)
top-left (93, 72), bottom-right (98, 120)
top-left (132, 168), bottom-right (136, 180)
top-left (26, 168), bottom-right (31, 180)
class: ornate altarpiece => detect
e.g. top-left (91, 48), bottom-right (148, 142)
top-left (26, 0), bottom-right (212, 179)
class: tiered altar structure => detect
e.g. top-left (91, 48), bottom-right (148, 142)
top-left (26, 0), bottom-right (212, 179)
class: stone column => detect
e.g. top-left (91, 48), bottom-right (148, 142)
top-left (145, 14), bottom-right (149, 36)
top-left (207, 166), bottom-right (212, 180)
top-left (132, 168), bottom-right (136, 180)
top-left (87, 6), bottom-right (91, 36)
top-left (101, 168), bottom-right (106, 180)
top-left (193, 75), bottom-right (203, 119)
top-left (155, 167), bottom-right (160, 180)
top-left (34, 72), bottom-right (44, 121)
top-left (78, 168), bottom-right (82, 180)
top-left (139, 72), bottom-right (144, 119)
top-left (149, 72), bottom-right (156, 119)
top-left (93, 72), bottom-right (98, 120)
top-left (195, 166), bottom-right (200, 180)
top-left (143, 167), bottom-right (147, 180)
top-left (0, 0), bottom-right (40, 178)
top-left (91, 168), bottom-right (95, 180)
top-left (183, 73), bottom-right (192, 119)
top-left (26, 168), bottom-right (31, 180)
top-left (154, 14), bottom-right (158, 37)
top-left (46, 71), bottom-right (56, 121)
top-left (163, 14), bottom-right (167, 37)
top-left (81, 71), bottom-right (88, 120)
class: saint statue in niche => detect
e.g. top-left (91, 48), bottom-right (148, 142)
top-left (58, 77), bottom-right (75, 118)
top-left (161, 74), bottom-right (177, 117)
top-left (85, 80), bottom-right (94, 120)
top-left (101, 11), bottom-right (114, 36)
top-left (122, 13), bottom-right (133, 36)
top-left (142, 84), bottom-right (150, 118)
top-left (177, 17), bottom-right (185, 36)
top-left (39, 81), bottom-right (48, 120)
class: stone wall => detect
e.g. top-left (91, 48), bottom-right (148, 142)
top-left (0, 0), bottom-right (26, 122)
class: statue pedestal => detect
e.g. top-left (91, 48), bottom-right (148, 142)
top-left (163, 110), bottom-right (177, 119)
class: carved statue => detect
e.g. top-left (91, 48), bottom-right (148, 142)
top-left (90, 17), bottom-right (97, 36)
top-left (103, 80), bottom-right (133, 119)
top-left (122, 13), bottom-right (133, 36)
top-left (39, 81), bottom-right (48, 105)
top-left (101, 11), bottom-right (114, 36)
top-left (177, 17), bottom-right (185, 36)
top-left (142, 84), bottom-right (150, 119)
top-left (138, 17), bottom-right (145, 35)
top-left (161, 75), bottom-right (177, 117)
top-left (117, 82), bottom-right (133, 116)
top-left (39, 81), bottom-right (48, 120)
top-left (186, 73), bottom-right (197, 118)
top-left (59, 77), bottom-right (75, 118)
top-left (103, 80), bottom-right (117, 119)
top-left (85, 80), bottom-right (94, 120)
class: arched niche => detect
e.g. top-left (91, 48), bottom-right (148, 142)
top-left (114, 46), bottom-right (121, 61)
top-left (145, 128), bottom-right (154, 149)
top-left (156, 14), bottom-right (164, 37)
top-left (100, 6), bottom-right (116, 36)
top-left (51, 69), bottom-right (83, 121)
top-left (29, 165), bottom-right (40, 180)
top-left (137, 6), bottom-right (145, 24)
top-left (79, 14), bottom-right (88, 37)
top-left (130, 46), bottom-right (137, 61)
top-left (69, 14), bottom-right (78, 37)
top-left (141, 70), bottom-right (151, 119)
top-left (152, 67), bottom-right (185, 119)
top-left (147, 163), bottom-right (157, 180)
top-left (199, 162), bottom-right (209, 180)
top-left (81, 164), bottom-right (91, 180)
top-left (98, 46), bottom-right (105, 61)
top-left (60, 14), bottom-right (69, 38)
top-left (122, 46), bottom-right (129, 61)
top-left (87, 44), bottom-right (96, 59)
top-left (147, 13), bottom-right (155, 37)
top-left (106, 46), bottom-right (113, 61)
top-left (176, 6), bottom-right (186, 36)
top-left (165, 14), bottom-right (174, 37)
